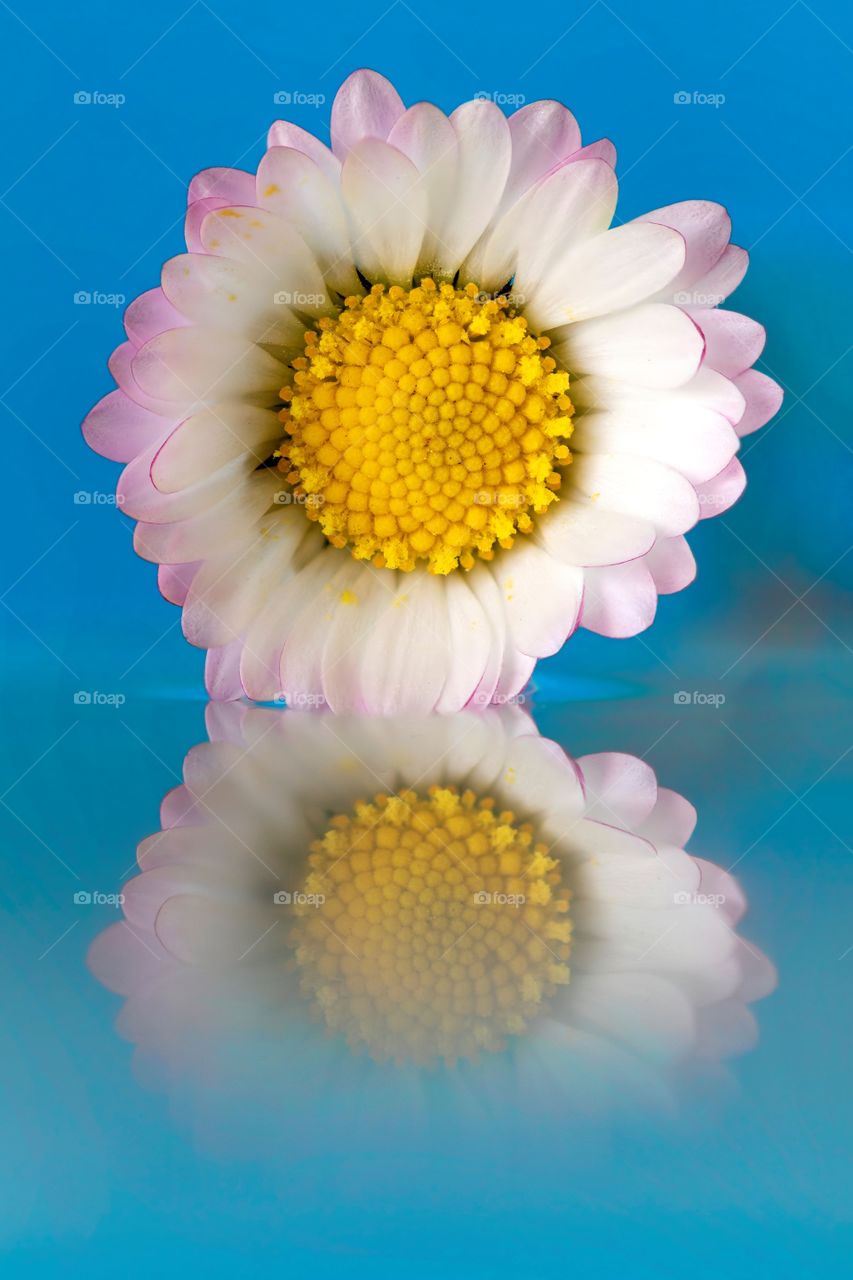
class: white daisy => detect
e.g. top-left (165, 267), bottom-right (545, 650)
top-left (83, 70), bottom-right (782, 710)
top-left (89, 705), bottom-right (775, 1113)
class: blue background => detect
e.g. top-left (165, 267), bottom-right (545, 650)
top-left (1, 0), bottom-right (851, 1275)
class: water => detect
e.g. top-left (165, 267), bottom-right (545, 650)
top-left (2, 642), bottom-right (850, 1276)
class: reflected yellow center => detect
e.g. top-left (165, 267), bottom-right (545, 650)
top-left (278, 281), bottom-right (574, 575)
top-left (291, 785), bottom-right (572, 1065)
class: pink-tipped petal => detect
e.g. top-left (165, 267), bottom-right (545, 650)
top-left (734, 369), bottom-right (783, 436)
top-left (158, 562), bottom-right (201, 606)
top-left (695, 457), bottom-right (746, 519)
top-left (205, 636), bottom-right (246, 701)
top-left (643, 536), bottom-right (697, 594)
top-left (330, 69), bottom-right (405, 159)
top-left (581, 560), bottom-right (657, 637)
top-left (692, 309), bottom-right (766, 378)
top-left (188, 167), bottom-right (255, 207)
top-left (82, 389), bottom-right (172, 463)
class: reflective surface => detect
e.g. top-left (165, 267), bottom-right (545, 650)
top-left (2, 648), bottom-right (850, 1276)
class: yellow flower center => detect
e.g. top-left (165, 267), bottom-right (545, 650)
top-left (277, 281), bottom-right (574, 575)
top-left (290, 785), bottom-right (572, 1065)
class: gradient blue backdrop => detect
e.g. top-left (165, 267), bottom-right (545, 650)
top-left (1, 0), bottom-right (851, 1275)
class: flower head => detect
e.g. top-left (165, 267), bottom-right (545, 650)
top-left (89, 704), bottom-right (775, 1125)
top-left (83, 70), bottom-right (782, 710)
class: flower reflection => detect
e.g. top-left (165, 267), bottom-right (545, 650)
top-left (89, 704), bottom-right (775, 1134)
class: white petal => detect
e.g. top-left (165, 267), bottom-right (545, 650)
top-left (329, 571), bottom-right (450, 714)
top-left (435, 574), bottom-right (494, 712)
top-left (161, 253), bottom-right (304, 350)
top-left (387, 103), bottom-right (459, 278)
top-left (256, 148), bottom-right (360, 296)
top-left (182, 520), bottom-right (298, 648)
top-left (495, 540), bottom-right (584, 657)
top-left (151, 405), bottom-right (282, 492)
top-left (513, 158), bottom-right (617, 301)
top-left (442, 99), bottom-right (512, 274)
top-left (553, 303), bottom-right (704, 389)
top-left (570, 453), bottom-right (700, 536)
top-left (131, 328), bottom-right (286, 409)
top-left (200, 207), bottom-right (331, 316)
top-left (526, 222), bottom-right (686, 329)
top-left (134, 472), bottom-right (279, 564)
top-left (578, 752), bottom-right (658, 828)
top-left (538, 499), bottom-right (655, 567)
top-left (266, 121), bottom-right (341, 182)
top-left (572, 406), bottom-right (739, 485)
top-left (341, 139), bottom-right (426, 285)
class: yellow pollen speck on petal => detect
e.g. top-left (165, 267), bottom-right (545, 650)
top-left (277, 282), bottom-right (574, 575)
top-left (339, 590), bottom-right (358, 605)
top-left (289, 784), bottom-right (573, 1065)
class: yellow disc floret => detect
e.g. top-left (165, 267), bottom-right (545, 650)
top-left (277, 281), bottom-right (574, 575)
top-left (290, 785), bottom-right (572, 1065)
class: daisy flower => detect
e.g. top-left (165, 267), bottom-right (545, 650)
top-left (83, 70), bottom-right (782, 711)
top-left (89, 705), bottom-right (775, 1116)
